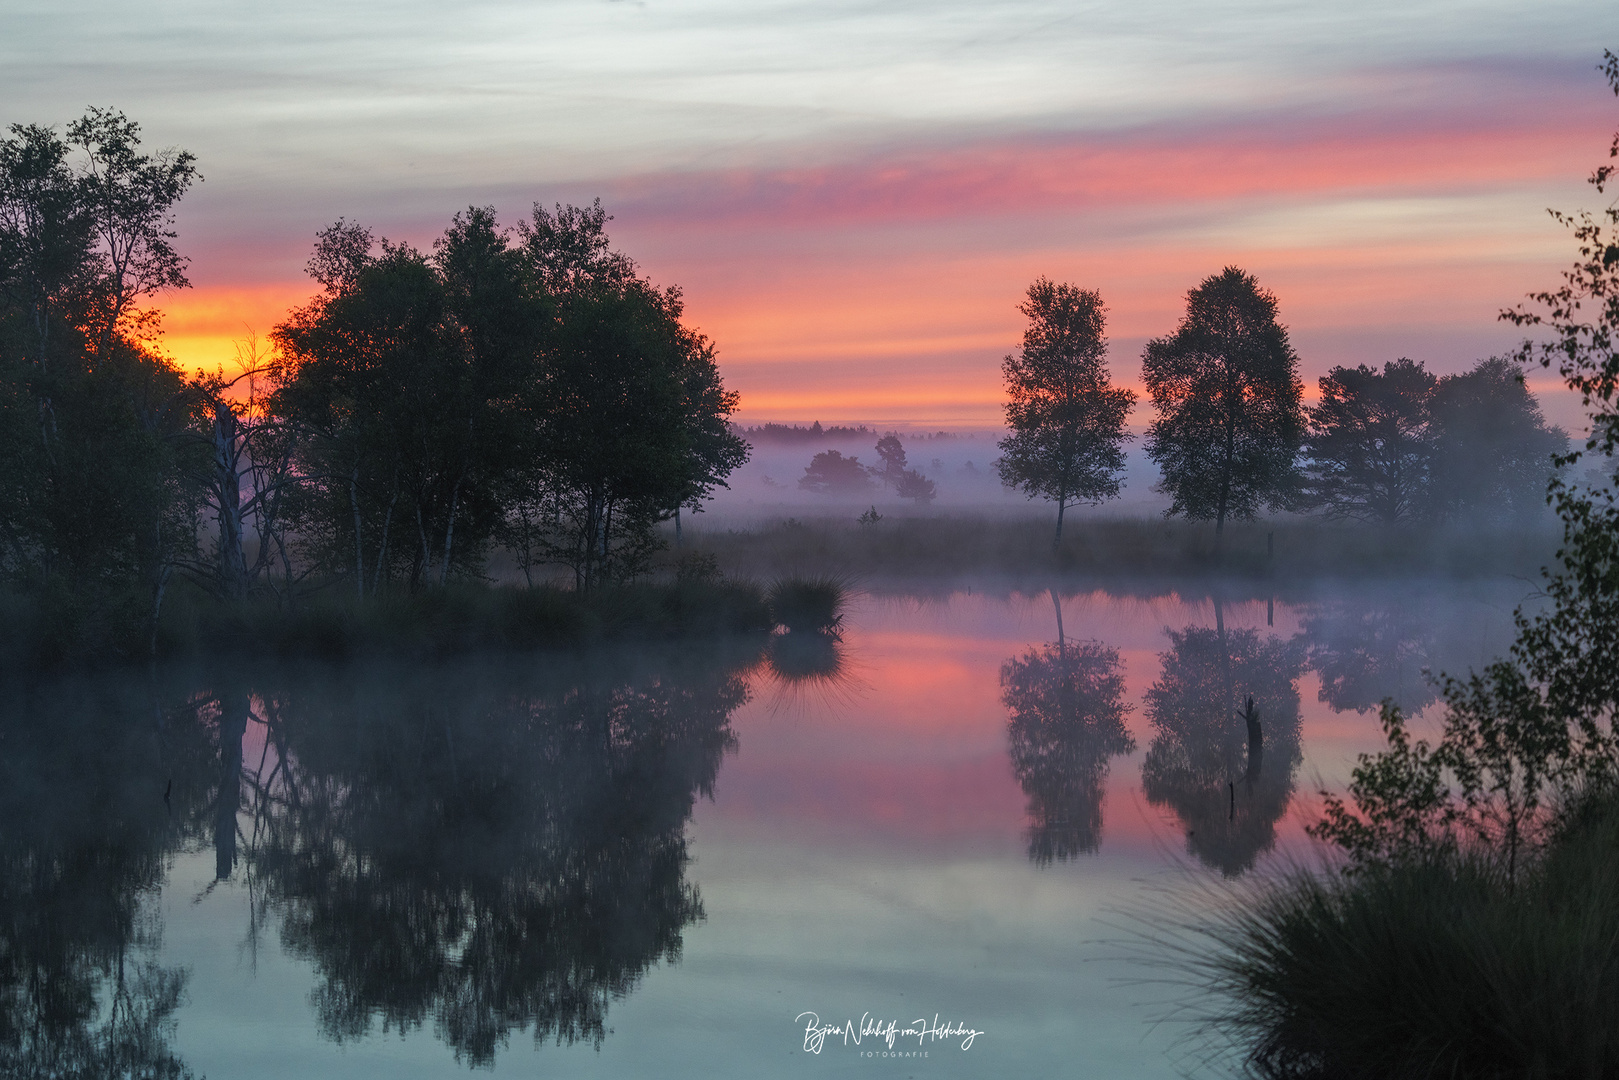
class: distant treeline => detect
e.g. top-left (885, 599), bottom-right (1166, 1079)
top-left (991, 272), bottom-right (1566, 541)
top-left (0, 111), bottom-right (745, 659)
top-left (736, 421), bottom-right (872, 444)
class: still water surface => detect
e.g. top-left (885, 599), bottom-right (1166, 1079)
top-left (2, 582), bottom-right (1525, 1077)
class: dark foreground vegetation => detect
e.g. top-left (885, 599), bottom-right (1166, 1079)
top-left (1203, 791), bottom-right (1619, 1080)
top-left (1186, 52), bottom-right (1619, 1079)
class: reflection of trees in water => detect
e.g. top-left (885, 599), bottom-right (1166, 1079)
top-left (0, 678), bottom-right (215, 1080)
top-left (1142, 614), bottom-right (1305, 877)
top-left (1002, 636), bottom-right (1135, 864)
top-left (1301, 600), bottom-right (1436, 715)
top-left (234, 648), bottom-right (756, 1066)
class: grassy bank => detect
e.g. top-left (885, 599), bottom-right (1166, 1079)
top-left (0, 577), bottom-right (781, 669)
top-left (1197, 791), bottom-right (1619, 1079)
top-left (683, 515), bottom-right (1559, 585)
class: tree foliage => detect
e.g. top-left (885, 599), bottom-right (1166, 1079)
top-left (798, 450), bottom-right (875, 495)
top-left (1304, 358), bottom-right (1436, 523)
top-left (1303, 356), bottom-right (1564, 524)
top-left (1142, 267), bottom-right (1305, 537)
top-left (0, 110), bottom-right (204, 655)
top-left (272, 201), bottom-right (747, 592)
top-left (1428, 358), bottom-right (1567, 522)
top-left (1315, 54), bottom-right (1619, 881)
top-left (997, 279), bottom-right (1135, 542)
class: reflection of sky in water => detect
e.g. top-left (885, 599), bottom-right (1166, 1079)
top-left (13, 583), bottom-right (1527, 1078)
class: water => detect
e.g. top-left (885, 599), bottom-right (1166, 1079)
top-left (0, 580), bottom-right (1527, 1077)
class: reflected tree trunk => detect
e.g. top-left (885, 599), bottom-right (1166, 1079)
top-left (214, 687), bottom-right (249, 881)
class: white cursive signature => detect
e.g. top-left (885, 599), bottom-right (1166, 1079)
top-left (795, 1011), bottom-right (985, 1052)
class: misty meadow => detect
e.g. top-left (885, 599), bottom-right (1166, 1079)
top-left (3, 17), bottom-right (1619, 1080)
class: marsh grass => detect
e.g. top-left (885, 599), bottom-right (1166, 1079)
top-left (1189, 792), bottom-right (1619, 1079)
top-left (687, 516), bottom-right (1558, 585)
top-left (765, 574), bottom-right (848, 634)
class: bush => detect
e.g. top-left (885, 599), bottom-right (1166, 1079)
top-left (1201, 792), bottom-right (1619, 1080)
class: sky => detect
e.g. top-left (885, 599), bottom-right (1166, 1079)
top-left (4, 0), bottom-right (1615, 429)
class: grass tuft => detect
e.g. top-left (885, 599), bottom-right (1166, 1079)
top-left (766, 575), bottom-right (847, 634)
top-left (1196, 792), bottom-right (1619, 1079)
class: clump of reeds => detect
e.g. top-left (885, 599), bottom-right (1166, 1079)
top-left (1195, 791), bottom-right (1619, 1079)
top-left (765, 575), bottom-right (847, 634)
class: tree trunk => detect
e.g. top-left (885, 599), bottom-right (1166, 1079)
top-left (1050, 587), bottom-right (1065, 658)
top-left (438, 473), bottom-right (463, 587)
top-left (413, 500), bottom-right (431, 591)
top-left (1214, 379), bottom-right (1241, 552)
top-left (372, 483), bottom-right (398, 595)
top-left (349, 465), bottom-right (365, 599)
top-left (213, 404), bottom-right (247, 602)
top-left (149, 561), bottom-right (170, 660)
top-left (1054, 495), bottom-right (1067, 546)
top-left (214, 687), bottom-right (249, 881)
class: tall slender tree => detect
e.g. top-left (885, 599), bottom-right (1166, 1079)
top-left (996, 279), bottom-right (1135, 543)
top-left (1142, 267), bottom-right (1305, 545)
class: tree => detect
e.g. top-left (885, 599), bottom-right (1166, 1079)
top-left (894, 468), bottom-right (936, 503)
top-left (798, 450), bottom-right (875, 495)
top-left (272, 225), bottom-right (512, 593)
top-left (0, 111), bottom-right (203, 655)
top-left (1313, 51), bottom-right (1619, 876)
top-left (513, 202), bottom-right (746, 588)
top-left (1303, 358), bottom-right (1436, 524)
top-left (1142, 267), bottom-right (1305, 544)
top-left (65, 108), bottom-right (198, 363)
top-left (873, 435), bottom-right (906, 487)
top-left (1428, 357), bottom-right (1567, 522)
top-left (186, 339), bottom-right (301, 603)
top-left (996, 278), bottom-right (1135, 543)
top-left (869, 434), bottom-right (935, 503)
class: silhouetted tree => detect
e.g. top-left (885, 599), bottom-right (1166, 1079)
top-left (894, 468), bottom-right (936, 503)
top-left (1001, 601), bottom-right (1135, 863)
top-left (1142, 268), bottom-right (1305, 544)
top-left (1141, 608), bottom-right (1304, 876)
top-left (873, 434), bottom-right (907, 486)
top-left (997, 279), bottom-right (1135, 543)
top-left (798, 450), bottom-right (875, 494)
top-left (0, 111), bottom-right (204, 655)
top-left (1428, 357), bottom-right (1567, 522)
top-left (511, 202), bottom-right (747, 588)
top-left (1304, 358), bottom-right (1437, 524)
top-left (273, 210), bottom-right (531, 593)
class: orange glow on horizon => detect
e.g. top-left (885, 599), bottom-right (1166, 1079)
top-left (158, 284), bottom-right (316, 375)
top-left (155, 108), bottom-right (1604, 423)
